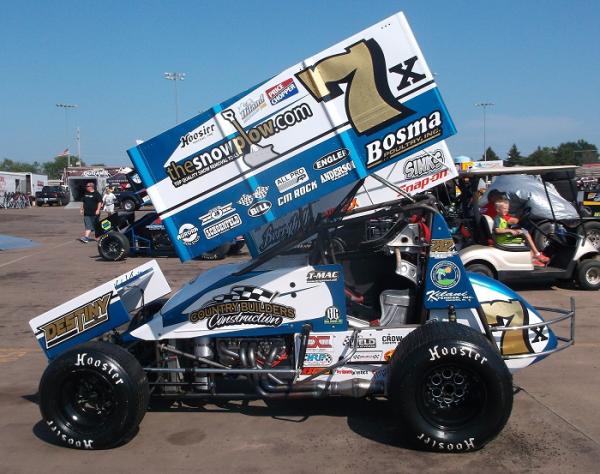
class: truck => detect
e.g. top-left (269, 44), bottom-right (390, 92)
top-left (35, 185), bottom-right (70, 206)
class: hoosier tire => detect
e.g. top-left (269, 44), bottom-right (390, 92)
top-left (388, 322), bottom-right (513, 452)
top-left (39, 341), bottom-right (149, 449)
top-left (98, 231), bottom-right (130, 261)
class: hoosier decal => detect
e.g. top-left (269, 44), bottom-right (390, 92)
top-left (189, 286), bottom-right (296, 330)
top-left (39, 293), bottom-right (112, 349)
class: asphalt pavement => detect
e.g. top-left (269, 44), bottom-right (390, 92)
top-left (0, 206), bottom-right (598, 473)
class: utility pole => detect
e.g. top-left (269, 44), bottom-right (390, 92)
top-left (164, 72), bottom-right (186, 124)
top-left (475, 102), bottom-right (494, 161)
top-left (56, 103), bottom-right (78, 167)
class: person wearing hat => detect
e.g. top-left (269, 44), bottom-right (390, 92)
top-left (102, 186), bottom-right (117, 216)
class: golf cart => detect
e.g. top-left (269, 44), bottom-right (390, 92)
top-left (443, 165), bottom-right (600, 289)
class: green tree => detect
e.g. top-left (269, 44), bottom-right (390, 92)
top-left (554, 140), bottom-right (598, 165)
top-left (524, 147), bottom-right (557, 166)
top-left (505, 144), bottom-right (523, 167)
top-left (481, 147), bottom-right (500, 162)
top-left (42, 155), bottom-right (81, 179)
top-left (0, 158), bottom-right (41, 173)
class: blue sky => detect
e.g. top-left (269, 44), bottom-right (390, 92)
top-left (1, 0), bottom-right (599, 166)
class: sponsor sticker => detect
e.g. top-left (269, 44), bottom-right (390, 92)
top-left (199, 203), bottom-right (235, 226)
top-left (177, 223), bottom-right (200, 246)
top-left (304, 352), bottom-right (333, 367)
top-left (180, 123), bottom-right (216, 149)
top-left (343, 336), bottom-right (377, 349)
top-left (189, 285), bottom-right (295, 330)
top-left (266, 78), bottom-right (298, 106)
top-left (248, 200), bottom-right (272, 218)
top-left (238, 94), bottom-right (267, 123)
top-left (426, 290), bottom-right (473, 303)
top-left (38, 293), bottom-right (112, 349)
top-left (101, 220), bottom-right (112, 231)
top-left (350, 351), bottom-right (383, 362)
top-left (203, 214), bottom-right (242, 239)
top-left (313, 148), bottom-right (349, 170)
top-left (381, 334), bottom-right (404, 345)
top-left (275, 167), bottom-right (309, 193)
top-left (306, 270), bottom-right (340, 283)
top-left (430, 260), bottom-right (460, 289)
top-left (307, 335), bottom-right (332, 349)
top-left (324, 306), bottom-right (342, 325)
top-left (320, 161), bottom-right (356, 184)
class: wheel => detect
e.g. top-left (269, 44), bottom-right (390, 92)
top-left (388, 322), bottom-right (513, 452)
top-left (200, 243), bottom-right (231, 260)
top-left (576, 259), bottom-right (600, 290)
top-left (228, 240), bottom-right (246, 255)
top-left (583, 222), bottom-right (600, 251)
top-left (533, 222), bottom-right (554, 252)
top-left (465, 263), bottom-right (495, 279)
top-left (97, 231), bottom-right (130, 261)
top-left (122, 199), bottom-right (136, 212)
top-left (39, 341), bottom-right (149, 449)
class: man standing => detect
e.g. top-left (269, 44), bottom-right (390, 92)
top-left (79, 182), bottom-right (102, 243)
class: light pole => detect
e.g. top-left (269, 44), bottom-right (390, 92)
top-left (56, 103), bottom-right (78, 167)
top-left (164, 72), bottom-right (186, 124)
top-left (475, 102), bottom-right (494, 161)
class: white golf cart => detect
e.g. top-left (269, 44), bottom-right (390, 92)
top-left (444, 165), bottom-right (600, 289)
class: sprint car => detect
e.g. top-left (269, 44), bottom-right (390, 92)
top-left (94, 211), bottom-right (245, 261)
top-left (29, 190), bottom-right (574, 452)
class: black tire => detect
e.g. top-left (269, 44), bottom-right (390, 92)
top-left (228, 240), bottom-right (246, 255)
top-left (122, 199), bottom-right (136, 213)
top-left (465, 263), bottom-right (495, 279)
top-left (200, 243), bottom-right (231, 260)
top-left (388, 322), bottom-right (513, 452)
top-left (98, 231), bottom-right (130, 261)
top-left (533, 222), bottom-right (554, 252)
top-left (39, 341), bottom-right (149, 449)
top-left (583, 222), bottom-right (600, 251)
top-left (576, 259), bottom-right (600, 290)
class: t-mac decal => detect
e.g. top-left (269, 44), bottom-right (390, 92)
top-left (189, 286), bottom-right (296, 330)
top-left (38, 293), bottom-right (112, 349)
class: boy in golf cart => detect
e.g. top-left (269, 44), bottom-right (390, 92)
top-left (493, 197), bottom-right (549, 267)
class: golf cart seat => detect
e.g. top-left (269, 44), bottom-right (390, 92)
top-left (481, 215), bottom-right (530, 252)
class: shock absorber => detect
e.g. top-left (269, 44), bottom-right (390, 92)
top-left (193, 336), bottom-right (214, 390)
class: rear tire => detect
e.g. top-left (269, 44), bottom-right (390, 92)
top-left (39, 341), bottom-right (149, 449)
top-left (465, 263), bottom-right (495, 279)
top-left (98, 231), bottom-right (130, 261)
top-left (388, 322), bottom-right (513, 452)
top-left (576, 259), bottom-right (600, 290)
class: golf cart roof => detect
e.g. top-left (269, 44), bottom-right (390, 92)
top-left (459, 165), bottom-right (578, 178)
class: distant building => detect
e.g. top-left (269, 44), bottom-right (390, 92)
top-left (63, 166), bottom-right (131, 201)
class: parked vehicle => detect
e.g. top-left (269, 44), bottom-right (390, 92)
top-left (29, 190), bottom-right (574, 451)
top-left (94, 211), bottom-right (245, 261)
top-left (114, 170), bottom-right (151, 212)
top-left (435, 165), bottom-right (600, 288)
top-left (35, 185), bottom-right (70, 206)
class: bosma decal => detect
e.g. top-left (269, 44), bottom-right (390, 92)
top-left (189, 286), bottom-right (296, 330)
top-left (38, 293), bottom-right (112, 349)
top-left (481, 299), bottom-right (539, 356)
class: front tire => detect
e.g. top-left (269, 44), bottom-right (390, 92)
top-left (39, 342), bottom-right (149, 449)
top-left (576, 259), bottom-right (600, 290)
top-left (388, 322), bottom-right (513, 452)
top-left (98, 231), bottom-right (130, 261)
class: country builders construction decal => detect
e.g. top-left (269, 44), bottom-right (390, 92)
top-left (127, 12), bottom-right (456, 261)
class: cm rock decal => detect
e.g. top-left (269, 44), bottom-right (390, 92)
top-left (38, 293), bottom-right (112, 349)
top-left (189, 286), bottom-right (296, 330)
